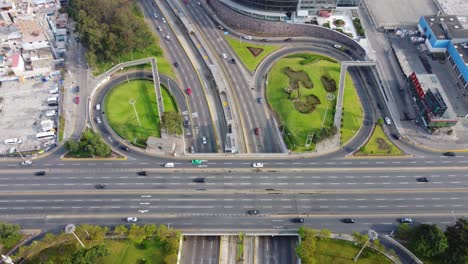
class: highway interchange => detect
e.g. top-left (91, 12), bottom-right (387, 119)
top-left (1, 0), bottom-right (467, 263)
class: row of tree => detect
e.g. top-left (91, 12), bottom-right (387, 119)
top-left (65, 129), bottom-right (111, 157)
top-left (397, 218), bottom-right (468, 263)
top-left (14, 224), bottom-right (180, 264)
top-left (67, 0), bottom-right (156, 67)
top-left (295, 226), bottom-right (331, 264)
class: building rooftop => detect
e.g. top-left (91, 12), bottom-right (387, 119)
top-left (416, 73), bottom-right (457, 120)
top-left (454, 43), bottom-right (468, 66)
top-left (16, 19), bottom-right (47, 43)
top-left (424, 15), bottom-right (468, 40)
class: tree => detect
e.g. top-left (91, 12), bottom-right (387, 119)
top-left (412, 224), bottom-right (448, 258)
top-left (65, 140), bottom-right (79, 153)
top-left (75, 224), bottom-right (108, 245)
top-left (164, 254), bottom-right (178, 264)
top-left (0, 222), bottom-right (20, 241)
top-left (396, 223), bottom-right (413, 240)
top-left (445, 218), bottom-right (468, 264)
top-left (296, 237), bottom-right (317, 264)
top-left (319, 229), bottom-right (331, 240)
top-left (161, 111), bottom-right (182, 135)
top-left (298, 226), bottom-right (316, 240)
top-left (113, 225), bottom-right (128, 237)
top-left (64, 245), bottom-right (108, 264)
top-left (352, 231), bottom-right (368, 246)
top-left (128, 225), bottom-right (147, 245)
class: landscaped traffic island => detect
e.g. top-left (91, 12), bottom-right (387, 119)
top-left (104, 80), bottom-right (178, 147)
top-left (266, 53), bottom-right (363, 152)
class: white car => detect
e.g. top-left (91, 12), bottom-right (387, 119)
top-left (202, 136), bottom-right (207, 145)
top-left (21, 160), bottom-right (32, 166)
top-left (162, 18), bottom-right (166, 23)
top-left (153, 13), bottom-right (158, 19)
top-left (96, 104), bottom-right (101, 111)
top-left (252, 163), bottom-right (264, 168)
top-left (166, 35), bottom-right (170, 40)
top-left (243, 35), bottom-right (252, 40)
top-left (400, 217), bottom-right (413, 224)
top-left (222, 53), bottom-right (227, 59)
top-left (333, 44), bottom-right (342, 49)
top-left (96, 117), bottom-right (102, 124)
top-left (157, 26), bottom-right (162, 31)
top-left (127, 216), bottom-right (138, 223)
top-left (384, 117), bottom-right (392, 125)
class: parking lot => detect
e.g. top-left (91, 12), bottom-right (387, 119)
top-left (365, 0), bottom-right (438, 28)
top-left (0, 77), bottom-right (60, 154)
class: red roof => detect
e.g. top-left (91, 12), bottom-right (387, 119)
top-left (11, 53), bottom-right (20, 67)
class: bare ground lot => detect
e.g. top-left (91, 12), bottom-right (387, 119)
top-left (0, 79), bottom-right (60, 154)
top-left (364, 0), bottom-right (439, 28)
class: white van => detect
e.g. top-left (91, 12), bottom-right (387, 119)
top-left (45, 110), bottom-right (57, 117)
top-left (96, 104), bottom-right (101, 111)
top-left (164, 162), bottom-right (175, 168)
top-left (5, 138), bottom-right (22, 144)
top-left (47, 96), bottom-right (58, 103)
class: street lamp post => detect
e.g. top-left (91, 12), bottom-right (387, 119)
top-left (354, 230), bottom-right (378, 262)
top-left (65, 224), bottom-right (85, 248)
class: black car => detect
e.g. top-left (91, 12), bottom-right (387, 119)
top-left (443, 152), bottom-right (456, 157)
top-left (137, 171), bottom-right (148, 176)
top-left (292, 218), bottom-right (304, 223)
top-left (174, 62), bottom-right (180, 68)
top-left (194, 177), bottom-right (205, 183)
top-left (391, 134), bottom-right (400, 140)
top-left (343, 218), bottom-right (355, 223)
top-left (35, 171), bottom-right (46, 176)
top-left (120, 145), bottom-right (130, 151)
top-left (95, 184), bottom-right (106, 189)
top-left (247, 210), bottom-right (259, 215)
top-left (74, 86), bottom-right (80, 93)
top-left (417, 177), bottom-right (429, 182)
top-left (217, 25), bottom-right (224, 30)
top-left (260, 39), bottom-right (268, 42)
top-left (345, 49), bottom-right (352, 55)
top-left (284, 38), bottom-right (292, 42)
top-left (231, 58), bottom-right (236, 64)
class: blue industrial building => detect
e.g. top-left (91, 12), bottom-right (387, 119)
top-left (418, 15), bottom-right (468, 92)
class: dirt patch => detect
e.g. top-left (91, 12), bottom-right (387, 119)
top-left (247, 46), bottom-right (264, 57)
top-left (283, 66), bottom-right (313, 89)
top-left (320, 75), bottom-right (337, 92)
top-left (293, 95), bottom-right (321, 113)
top-left (376, 138), bottom-right (390, 150)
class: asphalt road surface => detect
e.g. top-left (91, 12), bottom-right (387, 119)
top-left (181, 236), bottom-right (220, 264)
top-left (257, 236), bottom-right (297, 264)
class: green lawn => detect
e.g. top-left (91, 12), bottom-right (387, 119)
top-left (356, 125), bottom-right (403, 156)
top-left (98, 239), bottom-right (165, 264)
top-left (0, 233), bottom-right (23, 254)
top-left (224, 36), bottom-right (282, 72)
top-left (26, 239), bottom-right (167, 264)
top-left (316, 239), bottom-right (393, 264)
top-left (341, 72), bottom-right (364, 145)
top-left (105, 80), bottom-right (177, 147)
top-left (267, 54), bottom-right (361, 152)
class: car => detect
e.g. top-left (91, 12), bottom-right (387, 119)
top-left (96, 117), bottom-right (102, 124)
top-left (376, 102), bottom-right (383, 109)
top-left (384, 117), bottom-right (391, 125)
top-left (166, 35), bottom-right (170, 40)
top-left (260, 39), bottom-right (268, 42)
top-left (153, 13), bottom-right (158, 19)
top-left (174, 62), bottom-right (179, 68)
top-left (191, 159), bottom-right (203, 165)
top-left (120, 145), bottom-right (130, 151)
top-left (248, 210), bottom-right (259, 215)
top-left (343, 218), bottom-right (355, 223)
top-left (162, 18), bottom-right (166, 23)
top-left (417, 177), bottom-right (429, 182)
top-left (21, 160), bottom-right (32, 166)
top-left (345, 49), bottom-right (352, 55)
top-left (96, 104), bottom-right (101, 111)
top-left (400, 218), bottom-right (413, 224)
top-left (49, 87), bottom-right (59, 94)
top-left (74, 86), bottom-right (80, 93)
top-left (243, 35), bottom-right (252, 40)
top-left (95, 184), bottom-right (106, 189)
top-left (137, 171), bottom-right (148, 176)
top-left (391, 134), bottom-right (400, 140)
top-left (183, 119), bottom-right (190, 127)
top-left (252, 163), bottom-right (264, 168)
top-left (222, 53), bottom-right (227, 59)
top-left (157, 26), bottom-right (162, 31)
top-left (35, 171), bottom-right (46, 176)
top-left (186, 87), bottom-right (192, 95)
top-left (127, 216), bottom-right (138, 223)
top-left (231, 58), bottom-right (236, 64)
top-left (292, 218), bottom-right (304, 223)
top-left (443, 152), bottom-right (456, 157)
top-left (74, 96), bottom-right (80, 104)
top-left (254, 127), bottom-right (260, 136)
top-left (284, 38), bottom-right (292, 42)
top-left (202, 136), bottom-right (207, 145)
top-left (217, 25), bottom-right (224, 30)
top-left (333, 44), bottom-right (342, 49)
top-left (257, 98), bottom-right (263, 104)
top-left (194, 177), bottom-right (205, 183)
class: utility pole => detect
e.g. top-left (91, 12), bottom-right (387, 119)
top-left (65, 224), bottom-right (85, 248)
top-left (354, 230), bottom-right (378, 262)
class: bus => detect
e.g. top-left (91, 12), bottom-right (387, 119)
top-left (36, 131), bottom-right (56, 141)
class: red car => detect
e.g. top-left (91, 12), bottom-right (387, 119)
top-left (254, 127), bottom-right (260, 135)
top-left (75, 96), bottom-right (80, 104)
top-left (186, 87), bottom-right (192, 95)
